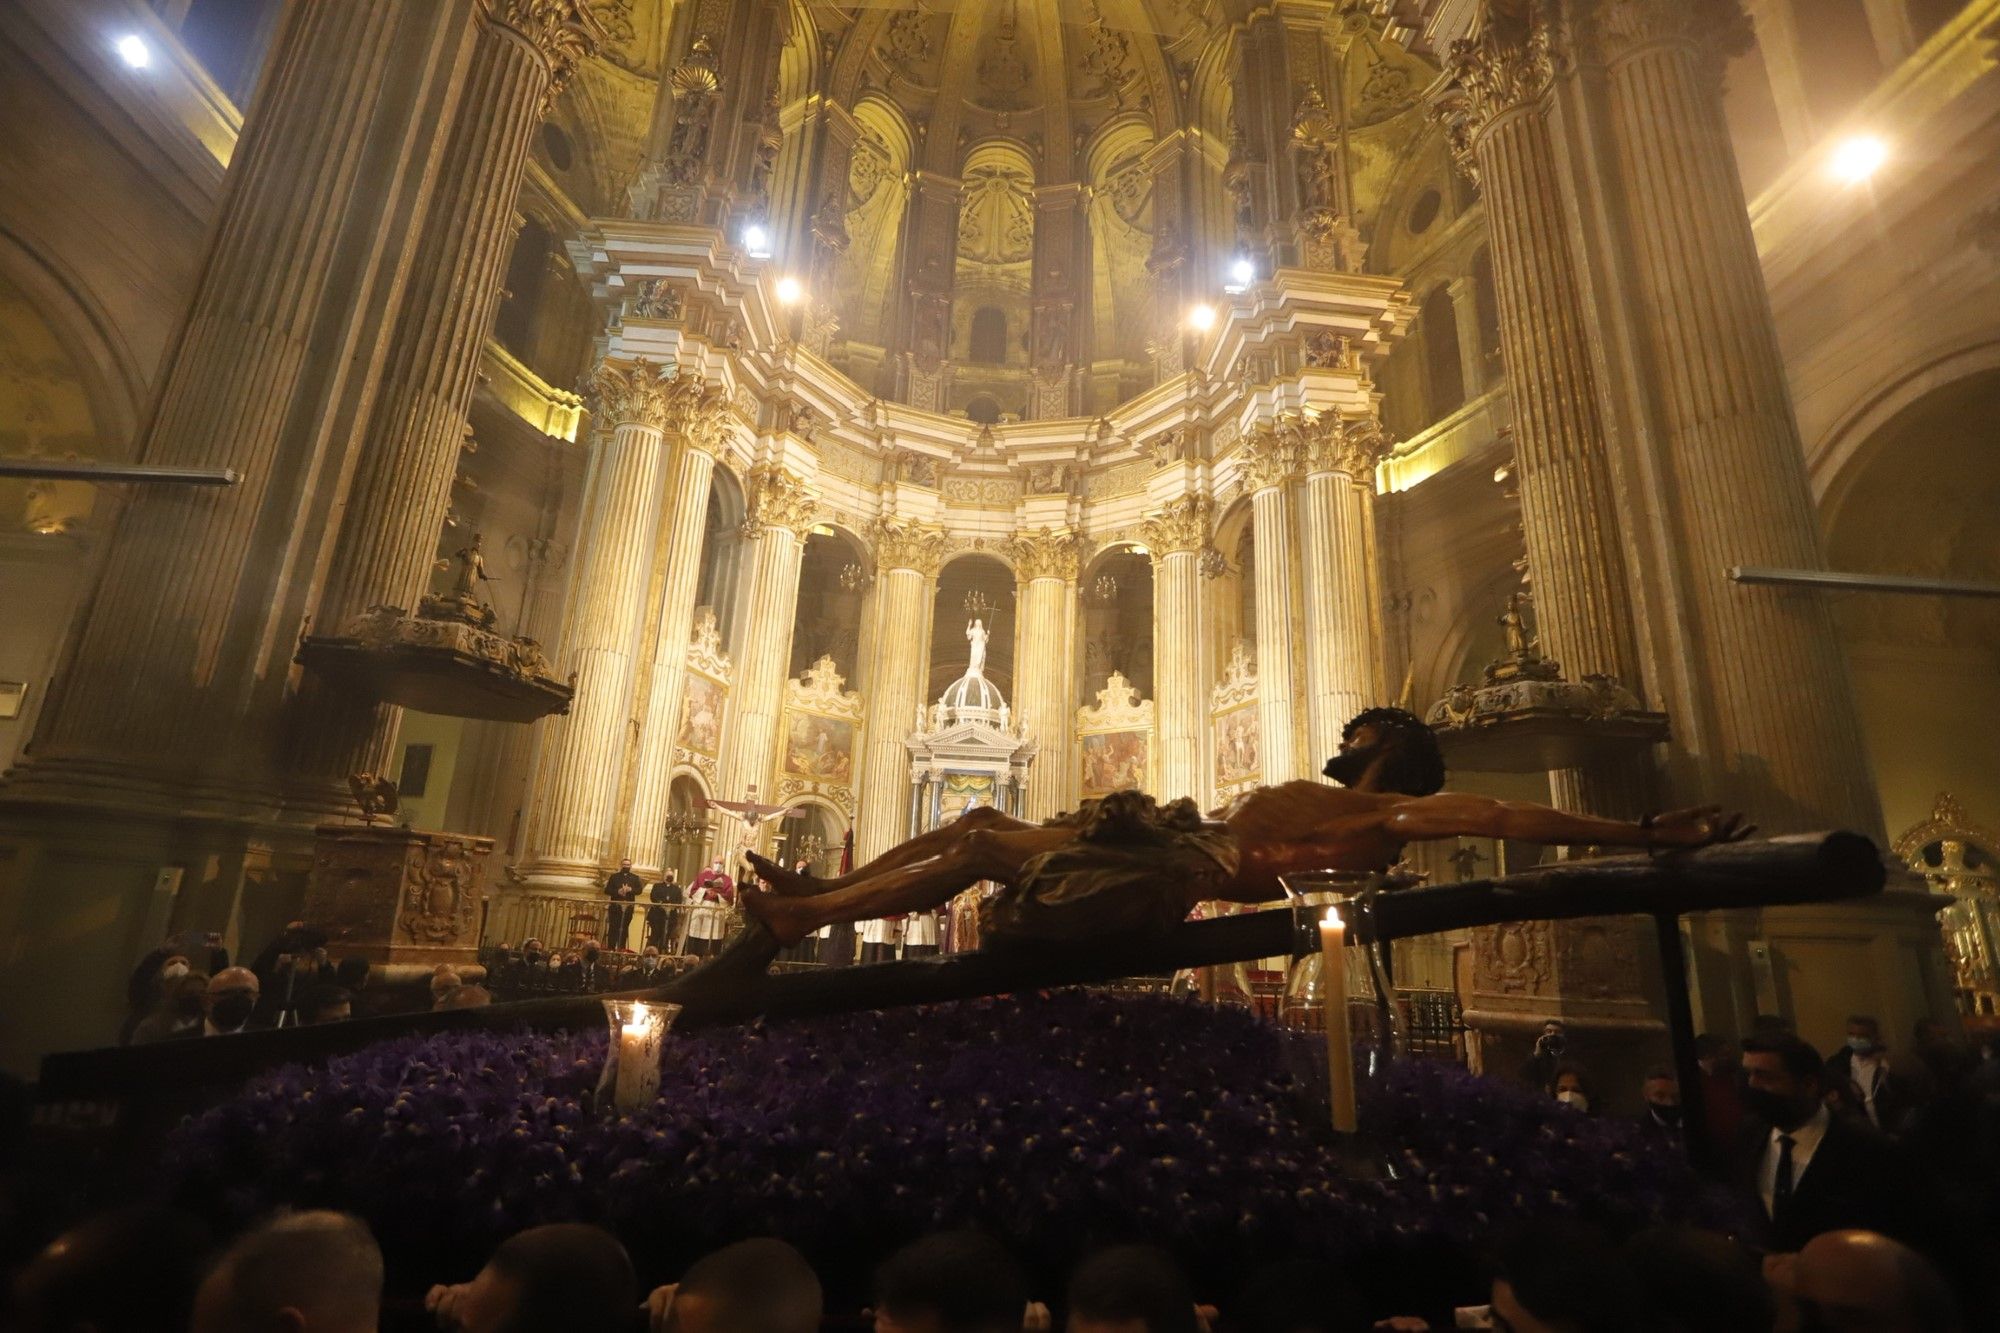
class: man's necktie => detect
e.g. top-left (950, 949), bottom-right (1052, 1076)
top-left (1773, 1134), bottom-right (1796, 1213)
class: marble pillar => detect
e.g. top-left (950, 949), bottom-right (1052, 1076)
top-left (1143, 496), bottom-right (1211, 802)
top-left (1443, 12), bottom-right (1648, 816)
top-left (714, 467), bottom-right (816, 848)
top-left (854, 518), bottom-right (949, 857)
top-left (294, 0), bottom-right (600, 794)
top-left (1595, 0), bottom-right (1879, 835)
top-left (8, 2), bottom-right (494, 812)
top-left (1006, 527), bottom-right (1085, 820)
top-left (620, 412), bottom-right (728, 877)
top-left (515, 359), bottom-right (675, 889)
top-left (1242, 424), bottom-right (1303, 784)
top-left (1299, 416), bottom-right (1388, 765)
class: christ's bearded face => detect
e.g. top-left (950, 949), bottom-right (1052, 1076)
top-left (1323, 724), bottom-right (1387, 787)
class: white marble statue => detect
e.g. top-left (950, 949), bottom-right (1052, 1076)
top-left (967, 618), bottom-right (989, 678)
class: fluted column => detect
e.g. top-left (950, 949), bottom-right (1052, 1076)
top-left (8, 3), bottom-right (486, 811)
top-left (515, 359), bottom-right (676, 889)
top-left (1143, 496), bottom-right (1211, 802)
top-left (1595, 0), bottom-right (1878, 835)
top-left (620, 391), bottom-right (731, 875)
top-left (854, 518), bottom-right (949, 857)
top-left (293, 0), bottom-right (602, 792)
top-left (1006, 527), bottom-right (1085, 820)
top-left (714, 467), bottom-right (816, 844)
top-left (1299, 416), bottom-right (1388, 766)
top-left (1442, 11), bottom-right (1647, 815)
top-left (1242, 423), bottom-right (1303, 783)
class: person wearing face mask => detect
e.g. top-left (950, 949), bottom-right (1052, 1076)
top-left (1552, 1064), bottom-right (1597, 1116)
top-left (1637, 1068), bottom-right (1684, 1143)
top-left (132, 970), bottom-right (211, 1044)
top-left (203, 967), bottom-right (261, 1036)
top-left (1823, 1015), bottom-right (1914, 1134)
top-left (1734, 1033), bottom-right (1925, 1253)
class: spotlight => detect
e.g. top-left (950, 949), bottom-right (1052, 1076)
top-left (743, 223), bottom-right (772, 258)
top-left (1186, 303), bottom-right (1216, 332)
top-left (775, 276), bottom-right (803, 305)
top-left (1829, 134), bottom-right (1887, 184)
top-left (115, 34), bottom-right (151, 69)
top-left (1225, 256), bottom-right (1255, 292)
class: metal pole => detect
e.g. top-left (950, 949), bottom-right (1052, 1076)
top-left (1652, 913), bottom-right (1714, 1173)
top-left (1729, 565), bottom-right (2000, 600)
top-left (0, 459), bottom-right (241, 485)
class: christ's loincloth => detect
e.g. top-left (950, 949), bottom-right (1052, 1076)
top-left (980, 790), bottom-right (1239, 944)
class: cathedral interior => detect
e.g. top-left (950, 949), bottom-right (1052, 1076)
top-left (1, 0), bottom-right (1999, 1086)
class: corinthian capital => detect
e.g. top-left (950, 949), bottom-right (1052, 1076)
top-left (1304, 414), bottom-right (1393, 484)
top-left (1139, 494), bottom-right (1213, 558)
top-left (868, 516), bottom-right (952, 576)
top-left (588, 357), bottom-right (676, 430)
top-left (1594, 0), bottom-right (1752, 72)
top-left (663, 372), bottom-right (732, 455)
top-left (1443, 3), bottom-right (1560, 139)
top-left (741, 466), bottom-right (817, 538)
top-left (1005, 526), bottom-right (1085, 583)
top-left (490, 0), bottom-right (605, 108)
top-left (1240, 417), bottom-right (1306, 492)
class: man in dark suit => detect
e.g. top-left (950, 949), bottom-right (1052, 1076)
top-left (1736, 1034), bottom-right (1924, 1253)
top-left (602, 858), bottom-right (644, 952)
top-left (646, 869), bottom-right (683, 955)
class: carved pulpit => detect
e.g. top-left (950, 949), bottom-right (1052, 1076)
top-left (302, 824), bottom-right (493, 965)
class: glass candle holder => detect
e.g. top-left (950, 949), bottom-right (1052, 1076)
top-left (601, 998), bottom-right (679, 1114)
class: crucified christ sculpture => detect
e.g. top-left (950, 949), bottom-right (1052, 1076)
top-left (740, 708), bottom-right (1750, 950)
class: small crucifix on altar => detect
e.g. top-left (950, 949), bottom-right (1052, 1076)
top-left (699, 784), bottom-right (799, 860)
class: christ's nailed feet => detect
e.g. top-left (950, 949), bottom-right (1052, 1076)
top-left (745, 850), bottom-right (816, 897)
top-left (738, 884), bottom-right (812, 946)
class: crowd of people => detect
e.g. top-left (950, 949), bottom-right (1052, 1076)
top-left (2, 1205), bottom-right (1976, 1332)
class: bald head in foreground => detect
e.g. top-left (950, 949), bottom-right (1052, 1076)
top-left (1789, 1229), bottom-right (1962, 1333)
top-left (192, 1210), bottom-right (382, 1333)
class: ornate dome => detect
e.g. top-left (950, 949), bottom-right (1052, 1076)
top-left (938, 669), bottom-right (1008, 727)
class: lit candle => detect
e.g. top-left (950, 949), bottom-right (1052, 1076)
top-left (1320, 904), bottom-right (1358, 1133)
top-left (614, 1001), bottom-right (662, 1111)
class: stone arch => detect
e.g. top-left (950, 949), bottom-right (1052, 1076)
top-left (1210, 493), bottom-right (1256, 669)
top-left (696, 463), bottom-right (749, 652)
top-left (1078, 542), bottom-right (1154, 706)
top-left (838, 95), bottom-right (915, 352)
top-left (1084, 117), bottom-right (1156, 378)
top-left (790, 525), bottom-right (870, 681)
top-left (1818, 361), bottom-right (2000, 836)
top-left (0, 233), bottom-right (147, 771)
top-left (931, 552), bottom-right (1017, 704)
top-left (1419, 282), bottom-right (1466, 419)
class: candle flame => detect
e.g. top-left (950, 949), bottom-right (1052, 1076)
top-left (1322, 905), bottom-right (1343, 929)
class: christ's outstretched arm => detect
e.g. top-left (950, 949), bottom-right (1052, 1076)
top-left (1382, 796), bottom-right (1750, 850)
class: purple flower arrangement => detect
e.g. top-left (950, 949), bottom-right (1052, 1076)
top-left (159, 990), bottom-right (1740, 1302)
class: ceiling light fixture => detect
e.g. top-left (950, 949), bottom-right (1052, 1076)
top-left (115, 34), bottom-right (152, 69)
